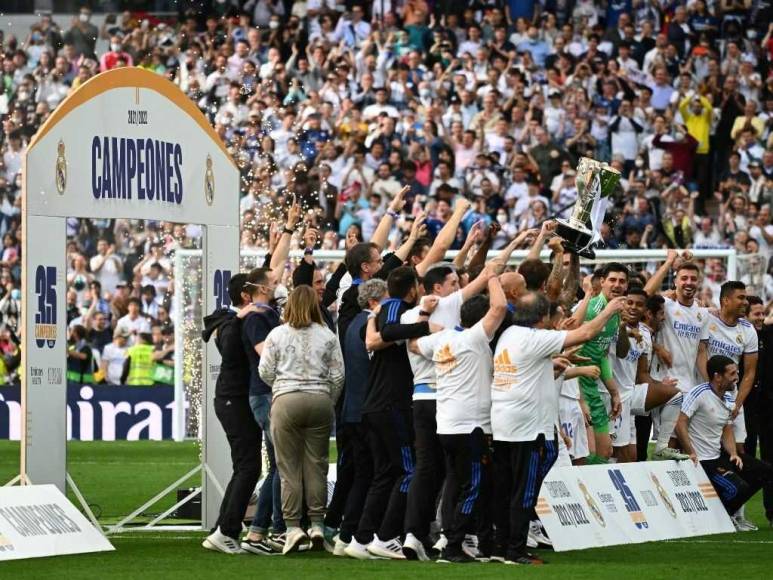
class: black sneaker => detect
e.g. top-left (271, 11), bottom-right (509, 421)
top-left (504, 552), bottom-right (545, 566)
top-left (241, 538), bottom-right (278, 556)
top-left (437, 547), bottom-right (476, 564)
top-left (488, 544), bottom-right (506, 563)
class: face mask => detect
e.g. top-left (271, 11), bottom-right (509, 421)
top-left (31, 32), bottom-right (42, 42)
top-left (497, 213), bottom-right (508, 224)
top-left (79, 13), bottom-right (90, 23)
top-left (11, 289), bottom-right (20, 300)
top-left (674, 132), bottom-right (684, 141)
top-left (111, 43), bottom-right (122, 52)
top-left (269, 21), bottom-right (279, 30)
top-left (635, 158), bottom-right (644, 168)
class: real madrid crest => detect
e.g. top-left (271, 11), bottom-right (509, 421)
top-left (736, 335), bottom-right (743, 345)
top-left (55, 139), bottom-right (67, 194)
top-left (697, 312), bottom-right (703, 321)
top-left (205, 154), bottom-right (215, 205)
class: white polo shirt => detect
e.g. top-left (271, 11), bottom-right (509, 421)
top-left (681, 383), bottom-right (734, 461)
top-left (416, 320), bottom-right (495, 435)
top-left (491, 325), bottom-right (567, 442)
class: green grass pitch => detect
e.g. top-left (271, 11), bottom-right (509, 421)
top-left (1, 440), bottom-right (772, 579)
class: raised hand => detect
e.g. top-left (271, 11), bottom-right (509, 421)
top-left (389, 186), bottom-right (409, 213)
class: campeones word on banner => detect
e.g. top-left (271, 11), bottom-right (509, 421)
top-left (537, 461), bottom-right (734, 551)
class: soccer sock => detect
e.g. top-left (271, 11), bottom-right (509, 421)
top-left (656, 401), bottom-right (680, 452)
top-left (586, 453), bottom-right (609, 465)
top-left (735, 505), bottom-right (745, 520)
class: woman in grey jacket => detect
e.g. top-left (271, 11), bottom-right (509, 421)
top-left (259, 285), bottom-right (345, 554)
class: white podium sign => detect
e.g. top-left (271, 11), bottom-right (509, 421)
top-left (0, 485), bottom-right (114, 560)
top-left (537, 461), bottom-right (735, 551)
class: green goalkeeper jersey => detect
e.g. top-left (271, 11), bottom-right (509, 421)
top-left (578, 294), bottom-right (619, 381)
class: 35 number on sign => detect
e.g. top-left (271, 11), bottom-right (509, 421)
top-left (34, 266), bottom-right (57, 348)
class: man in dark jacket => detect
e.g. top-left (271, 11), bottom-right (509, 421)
top-left (201, 273), bottom-right (261, 555)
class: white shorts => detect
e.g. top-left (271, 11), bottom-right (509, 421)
top-left (556, 429), bottom-right (573, 467)
top-left (559, 396), bottom-right (589, 460)
top-left (607, 397), bottom-right (634, 447)
top-left (630, 383), bottom-right (650, 417)
top-left (733, 407), bottom-right (747, 444)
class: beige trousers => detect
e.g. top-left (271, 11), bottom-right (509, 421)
top-left (270, 391), bottom-right (333, 527)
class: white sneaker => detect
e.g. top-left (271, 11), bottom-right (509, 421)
top-left (732, 516), bottom-right (759, 532)
top-left (462, 534), bottom-right (480, 559)
top-left (333, 537), bottom-right (349, 557)
top-left (367, 535), bottom-right (406, 559)
top-left (308, 523), bottom-right (325, 550)
top-left (345, 538), bottom-right (376, 560)
top-left (202, 527), bottom-right (243, 555)
top-left (282, 527), bottom-right (310, 555)
top-left (402, 533), bottom-right (429, 561)
top-left (652, 447), bottom-right (690, 461)
top-left (432, 533), bottom-right (448, 553)
top-left (529, 520), bottom-right (553, 547)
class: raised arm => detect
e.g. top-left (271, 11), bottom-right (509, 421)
top-left (526, 220), bottom-right (557, 262)
top-left (453, 221), bottom-right (484, 270)
top-left (545, 237), bottom-right (566, 303)
top-left (482, 275), bottom-right (508, 337)
top-left (415, 199), bottom-right (471, 277)
top-left (270, 199), bottom-right (302, 280)
top-left (644, 249), bottom-right (678, 296)
top-left (371, 186), bottom-right (408, 250)
top-left (393, 213), bottom-right (427, 262)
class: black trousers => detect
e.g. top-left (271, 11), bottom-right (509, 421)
top-left (743, 388), bottom-right (761, 457)
top-left (753, 390), bottom-right (773, 517)
top-left (355, 408), bottom-right (414, 544)
top-left (324, 419), bottom-right (355, 528)
top-left (213, 396), bottom-right (262, 539)
top-left (702, 452), bottom-right (773, 515)
top-left (439, 428), bottom-right (493, 552)
top-left (404, 400), bottom-right (446, 543)
top-left (338, 422), bottom-right (374, 542)
top-left (636, 414), bottom-right (653, 462)
top-left (493, 435), bottom-right (557, 558)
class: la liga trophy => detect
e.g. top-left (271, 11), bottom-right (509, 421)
top-left (555, 157), bottom-right (621, 259)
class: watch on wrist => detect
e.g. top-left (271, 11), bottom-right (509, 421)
top-left (418, 310), bottom-right (431, 317)
top-left (304, 247), bottom-right (314, 256)
top-left (283, 226), bottom-right (294, 235)
top-left (387, 210), bottom-right (399, 220)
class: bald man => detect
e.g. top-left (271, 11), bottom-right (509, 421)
top-left (500, 272), bottom-right (526, 313)
top-left (492, 272), bottom-right (527, 349)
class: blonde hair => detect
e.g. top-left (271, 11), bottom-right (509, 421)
top-left (283, 285), bottom-right (324, 329)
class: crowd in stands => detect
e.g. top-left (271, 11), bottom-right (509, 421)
top-left (1, 1), bottom-right (773, 385)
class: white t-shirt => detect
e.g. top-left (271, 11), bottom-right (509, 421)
top-left (101, 342), bottom-right (128, 385)
top-left (403, 290), bottom-right (464, 400)
top-left (681, 383), bottom-right (733, 461)
top-left (657, 298), bottom-right (708, 392)
top-left (491, 325), bottom-right (567, 442)
top-left (89, 254), bottom-right (124, 295)
top-left (700, 313), bottom-right (758, 365)
top-left (610, 323), bottom-right (652, 393)
top-left (115, 314), bottom-right (151, 346)
top-left (417, 321), bottom-right (495, 435)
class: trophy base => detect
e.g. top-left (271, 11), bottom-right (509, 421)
top-left (555, 220), bottom-right (596, 259)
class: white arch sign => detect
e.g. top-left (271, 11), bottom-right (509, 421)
top-left (22, 67), bottom-right (238, 528)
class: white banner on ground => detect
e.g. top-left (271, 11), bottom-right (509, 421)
top-left (537, 461), bottom-right (734, 551)
top-left (0, 485), bottom-right (114, 561)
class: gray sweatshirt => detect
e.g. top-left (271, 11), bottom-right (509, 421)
top-left (258, 323), bottom-right (344, 402)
